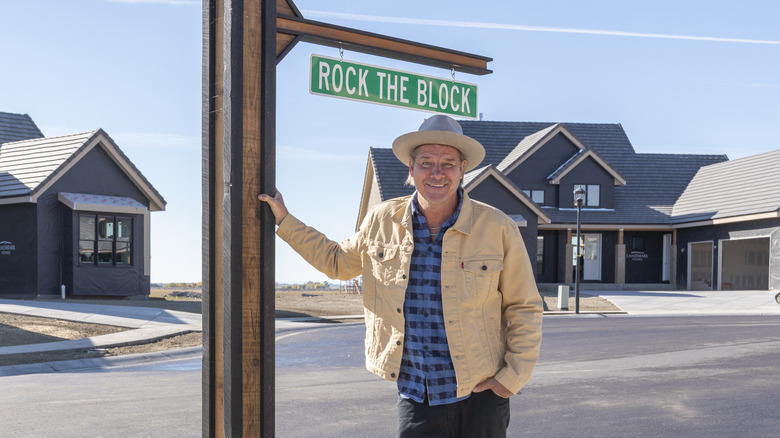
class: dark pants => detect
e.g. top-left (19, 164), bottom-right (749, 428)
top-left (397, 391), bottom-right (510, 438)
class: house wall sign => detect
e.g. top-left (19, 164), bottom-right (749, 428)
top-left (628, 250), bottom-right (649, 262)
top-left (310, 55), bottom-right (478, 118)
top-left (0, 241), bottom-right (16, 256)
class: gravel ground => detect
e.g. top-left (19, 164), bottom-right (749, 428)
top-left (0, 289), bottom-right (620, 366)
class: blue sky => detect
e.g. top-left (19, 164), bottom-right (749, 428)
top-left (2, 0), bottom-right (779, 284)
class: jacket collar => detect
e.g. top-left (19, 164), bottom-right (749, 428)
top-left (451, 190), bottom-right (473, 236)
top-left (394, 190), bottom-right (474, 236)
top-left (392, 195), bottom-right (414, 228)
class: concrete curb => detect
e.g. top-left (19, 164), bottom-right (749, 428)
top-left (0, 324), bottom-right (200, 356)
top-left (0, 346), bottom-right (202, 377)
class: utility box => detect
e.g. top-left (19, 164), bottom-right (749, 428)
top-left (558, 285), bottom-right (570, 310)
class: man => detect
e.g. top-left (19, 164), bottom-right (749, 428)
top-left (259, 115), bottom-right (543, 438)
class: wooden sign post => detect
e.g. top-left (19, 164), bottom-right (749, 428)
top-left (203, 1), bottom-right (491, 436)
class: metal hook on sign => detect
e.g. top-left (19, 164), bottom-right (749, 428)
top-left (451, 67), bottom-right (456, 82)
top-left (339, 46), bottom-right (344, 62)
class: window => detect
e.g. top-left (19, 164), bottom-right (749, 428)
top-left (631, 236), bottom-right (645, 251)
top-left (536, 236), bottom-right (544, 274)
top-left (79, 214), bottom-right (132, 266)
top-left (574, 184), bottom-right (601, 207)
top-left (523, 189), bottom-right (545, 205)
top-left (571, 235), bottom-right (585, 266)
top-left (78, 216), bottom-right (96, 263)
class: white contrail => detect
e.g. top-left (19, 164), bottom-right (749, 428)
top-left (104, 0), bottom-right (199, 5)
top-left (303, 10), bottom-right (780, 46)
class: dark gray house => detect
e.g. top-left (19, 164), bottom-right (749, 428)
top-left (0, 112), bottom-right (166, 298)
top-left (358, 120), bottom-right (780, 291)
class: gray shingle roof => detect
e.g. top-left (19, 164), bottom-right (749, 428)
top-left (672, 149), bottom-right (780, 222)
top-left (459, 121), bottom-right (636, 168)
top-left (0, 129), bottom-right (166, 210)
top-left (543, 153), bottom-right (727, 225)
top-left (368, 120), bottom-right (731, 226)
top-left (0, 112), bottom-right (44, 144)
top-left (496, 124), bottom-right (559, 172)
top-left (0, 131), bottom-right (96, 197)
top-left (462, 165), bottom-right (491, 187)
top-left (370, 147), bottom-right (414, 201)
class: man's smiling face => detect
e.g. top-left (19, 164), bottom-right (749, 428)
top-left (409, 144), bottom-right (467, 213)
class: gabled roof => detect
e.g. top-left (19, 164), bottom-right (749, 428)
top-left (361, 120), bottom-right (734, 227)
top-left (538, 152), bottom-right (727, 225)
top-left (496, 124), bottom-right (561, 173)
top-left (547, 148), bottom-right (626, 186)
top-left (459, 121), bottom-right (636, 168)
top-left (672, 149), bottom-right (780, 224)
top-left (369, 147), bottom-right (414, 201)
top-left (0, 112), bottom-right (44, 144)
top-left (0, 131), bottom-right (95, 198)
top-left (0, 129), bottom-right (166, 211)
top-left (369, 121), bottom-right (637, 198)
top-left (463, 165), bottom-right (551, 223)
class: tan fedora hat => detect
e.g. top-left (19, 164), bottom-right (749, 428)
top-left (392, 115), bottom-right (485, 171)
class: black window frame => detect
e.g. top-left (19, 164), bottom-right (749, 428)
top-left (574, 184), bottom-right (601, 207)
top-left (523, 189), bottom-right (545, 205)
top-left (536, 235), bottom-right (544, 274)
top-left (78, 214), bottom-right (133, 267)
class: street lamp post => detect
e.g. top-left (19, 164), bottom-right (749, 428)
top-left (573, 187), bottom-right (586, 314)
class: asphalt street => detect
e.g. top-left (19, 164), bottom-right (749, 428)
top-left (3, 314), bottom-right (778, 437)
top-left (274, 315), bottom-right (780, 437)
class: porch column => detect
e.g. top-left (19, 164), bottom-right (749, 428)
top-left (565, 229), bottom-right (573, 284)
top-left (671, 230), bottom-right (678, 287)
top-left (615, 229), bottom-right (625, 285)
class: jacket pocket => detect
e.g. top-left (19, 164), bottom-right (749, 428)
top-left (367, 244), bottom-right (400, 285)
top-left (462, 257), bottom-right (503, 297)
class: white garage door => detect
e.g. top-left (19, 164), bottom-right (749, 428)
top-left (720, 237), bottom-right (770, 290)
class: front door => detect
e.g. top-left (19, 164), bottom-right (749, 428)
top-left (583, 234), bottom-right (602, 281)
top-left (662, 233), bottom-right (672, 282)
top-left (689, 241), bottom-right (713, 290)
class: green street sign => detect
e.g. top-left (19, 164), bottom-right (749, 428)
top-left (310, 55), bottom-right (478, 119)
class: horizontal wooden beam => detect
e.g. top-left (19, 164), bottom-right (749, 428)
top-left (277, 15), bottom-right (492, 75)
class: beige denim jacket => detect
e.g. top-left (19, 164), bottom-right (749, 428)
top-left (276, 192), bottom-right (543, 397)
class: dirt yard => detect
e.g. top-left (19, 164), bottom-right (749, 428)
top-left (0, 288), bottom-right (619, 366)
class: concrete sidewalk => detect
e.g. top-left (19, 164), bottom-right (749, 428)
top-left (0, 299), bottom-right (202, 357)
top-left (1, 289), bottom-right (778, 375)
top-left (592, 289), bottom-right (780, 316)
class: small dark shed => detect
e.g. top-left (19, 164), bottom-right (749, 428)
top-left (0, 112), bottom-right (166, 298)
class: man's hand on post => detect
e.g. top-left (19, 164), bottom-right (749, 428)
top-left (473, 378), bottom-right (513, 398)
top-left (257, 190), bottom-right (289, 226)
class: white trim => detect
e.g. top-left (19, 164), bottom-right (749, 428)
top-left (672, 211), bottom-right (780, 229)
top-left (464, 165), bottom-right (551, 223)
top-left (97, 134), bottom-right (166, 212)
top-left (504, 124), bottom-right (583, 175)
top-left (717, 239), bottom-right (722, 291)
top-left (58, 193), bottom-right (148, 215)
top-left (144, 211), bottom-right (151, 277)
top-left (583, 233), bottom-right (602, 281)
top-left (539, 223), bottom-right (673, 231)
top-left (28, 131), bottom-right (166, 212)
top-left (556, 207), bottom-right (616, 212)
top-left (549, 149), bottom-right (627, 186)
top-left (507, 214), bottom-right (528, 227)
top-left (662, 233), bottom-right (672, 282)
top-left (31, 135), bottom-right (101, 204)
top-left (0, 196), bottom-right (35, 205)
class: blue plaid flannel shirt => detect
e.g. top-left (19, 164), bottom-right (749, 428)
top-left (397, 191), bottom-right (469, 406)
